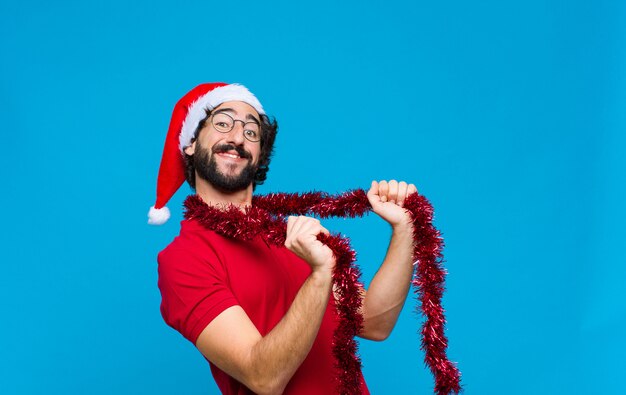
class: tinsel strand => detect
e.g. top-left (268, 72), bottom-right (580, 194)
top-left (184, 189), bottom-right (461, 394)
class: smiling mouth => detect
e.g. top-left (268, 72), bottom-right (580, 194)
top-left (213, 144), bottom-right (251, 161)
top-left (218, 152), bottom-right (243, 159)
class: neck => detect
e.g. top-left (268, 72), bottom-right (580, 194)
top-left (194, 177), bottom-right (253, 209)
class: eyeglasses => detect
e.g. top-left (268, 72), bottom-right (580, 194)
top-left (210, 112), bottom-right (261, 142)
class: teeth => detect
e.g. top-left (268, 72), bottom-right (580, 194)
top-left (221, 153), bottom-right (240, 159)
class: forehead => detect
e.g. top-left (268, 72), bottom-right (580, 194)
top-left (213, 101), bottom-right (260, 119)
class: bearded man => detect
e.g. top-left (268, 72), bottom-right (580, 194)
top-left (150, 83), bottom-right (417, 394)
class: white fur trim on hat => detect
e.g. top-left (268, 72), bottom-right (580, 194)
top-left (179, 84), bottom-right (265, 151)
top-left (148, 205), bottom-right (171, 225)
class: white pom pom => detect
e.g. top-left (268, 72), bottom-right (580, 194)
top-left (148, 206), bottom-right (171, 225)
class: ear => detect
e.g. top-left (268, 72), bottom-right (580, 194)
top-left (184, 140), bottom-right (196, 156)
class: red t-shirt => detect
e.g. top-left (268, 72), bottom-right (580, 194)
top-left (158, 218), bottom-right (369, 394)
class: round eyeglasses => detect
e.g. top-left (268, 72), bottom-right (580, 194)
top-left (210, 112), bottom-right (261, 142)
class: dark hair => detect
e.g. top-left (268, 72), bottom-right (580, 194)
top-left (183, 108), bottom-right (278, 189)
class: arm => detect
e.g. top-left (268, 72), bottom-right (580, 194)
top-left (359, 180), bottom-right (418, 341)
top-left (195, 216), bottom-right (334, 395)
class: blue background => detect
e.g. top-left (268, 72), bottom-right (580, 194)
top-left (1, 1), bottom-right (624, 394)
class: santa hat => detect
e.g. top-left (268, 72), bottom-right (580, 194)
top-left (148, 82), bottom-right (265, 225)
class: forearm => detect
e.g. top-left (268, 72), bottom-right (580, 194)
top-left (361, 223), bottom-right (415, 340)
top-left (247, 270), bottom-right (333, 394)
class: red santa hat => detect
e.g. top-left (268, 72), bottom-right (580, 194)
top-left (148, 82), bottom-right (265, 225)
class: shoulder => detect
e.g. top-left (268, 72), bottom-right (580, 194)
top-left (157, 219), bottom-right (226, 274)
top-left (159, 219), bottom-right (218, 258)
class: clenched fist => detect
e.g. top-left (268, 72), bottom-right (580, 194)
top-left (284, 216), bottom-right (335, 274)
top-left (367, 180), bottom-right (418, 228)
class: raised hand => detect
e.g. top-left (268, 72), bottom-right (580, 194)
top-left (367, 180), bottom-right (418, 228)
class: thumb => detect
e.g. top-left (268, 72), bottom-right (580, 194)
top-left (367, 180), bottom-right (382, 206)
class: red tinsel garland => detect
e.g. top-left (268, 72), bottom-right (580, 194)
top-left (183, 189), bottom-right (461, 395)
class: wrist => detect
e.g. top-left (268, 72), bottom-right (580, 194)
top-left (391, 220), bottom-right (414, 236)
top-left (309, 268), bottom-right (333, 287)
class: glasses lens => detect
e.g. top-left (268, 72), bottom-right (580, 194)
top-left (212, 113), bottom-right (234, 133)
top-left (243, 123), bottom-right (261, 142)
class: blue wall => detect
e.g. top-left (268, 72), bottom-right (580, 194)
top-left (1, 1), bottom-right (624, 394)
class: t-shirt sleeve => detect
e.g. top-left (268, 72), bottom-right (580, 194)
top-left (157, 245), bottom-right (239, 344)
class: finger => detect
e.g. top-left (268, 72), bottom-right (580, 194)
top-left (298, 217), bottom-right (321, 236)
top-left (367, 180), bottom-right (381, 207)
top-left (408, 184), bottom-right (418, 195)
top-left (388, 180), bottom-right (398, 204)
top-left (378, 180), bottom-right (389, 202)
top-left (312, 224), bottom-right (331, 243)
top-left (300, 217), bottom-right (327, 234)
top-left (319, 224), bottom-right (330, 236)
top-left (290, 215), bottom-right (306, 238)
top-left (285, 216), bottom-right (297, 246)
top-left (295, 220), bottom-right (328, 251)
top-left (367, 180), bottom-right (379, 198)
top-left (297, 217), bottom-right (326, 242)
top-left (397, 181), bottom-right (408, 207)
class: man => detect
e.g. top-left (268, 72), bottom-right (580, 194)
top-left (149, 83), bottom-right (418, 394)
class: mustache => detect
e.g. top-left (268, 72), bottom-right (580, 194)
top-left (212, 144), bottom-right (252, 159)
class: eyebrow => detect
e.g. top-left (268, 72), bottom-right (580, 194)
top-left (246, 113), bottom-right (261, 124)
top-left (213, 107), bottom-right (260, 124)
top-left (212, 107), bottom-right (235, 115)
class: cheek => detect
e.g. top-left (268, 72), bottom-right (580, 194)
top-left (253, 147), bottom-right (262, 163)
top-left (205, 137), bottom-right (224, 153)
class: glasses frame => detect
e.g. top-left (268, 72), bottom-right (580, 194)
top-left (209, 112), bottom-right (262, 143)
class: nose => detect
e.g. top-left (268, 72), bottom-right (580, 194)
top-left (225, 120), bottom-right (246, 145)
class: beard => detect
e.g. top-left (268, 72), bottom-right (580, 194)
top-left (194, 143), bottom-right (258, 192)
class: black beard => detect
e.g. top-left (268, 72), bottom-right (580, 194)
top-left (194, 143), bottom-right (257, 192)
